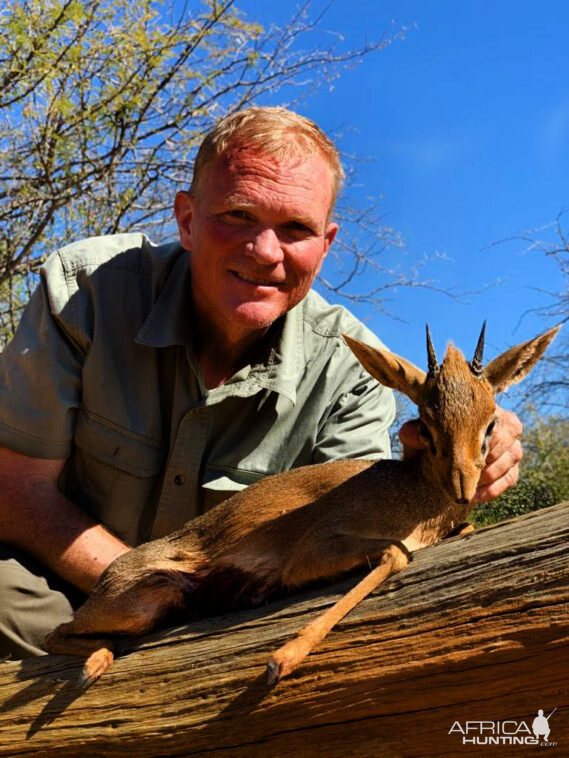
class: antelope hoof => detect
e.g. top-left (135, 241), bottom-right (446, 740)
top-left (456, 522), bottom-right (475, 536)
top-left (445, 522), bottom-right (474, 538)
top-left (80, 647), bottom-right (115, 686)
top-left (266, 658), bottom-right (284, 688)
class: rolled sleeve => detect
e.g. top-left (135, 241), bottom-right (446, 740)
top-left (313, 365), bottom-right (396, 463)
top-left (0, 272), bottom-right (83, 459)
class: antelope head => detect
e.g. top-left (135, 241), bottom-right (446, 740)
top-left (344, 324), bottom-right (560, 505)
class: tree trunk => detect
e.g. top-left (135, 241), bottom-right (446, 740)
top-left (1, 502), bottom-right (568, 757)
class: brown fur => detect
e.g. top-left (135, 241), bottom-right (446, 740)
top-left (43, 324), bottom-right (560, 682)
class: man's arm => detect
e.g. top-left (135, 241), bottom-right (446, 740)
top-left (0, 446), bottom-right (131, 594)
top-left (313, 367), bottom-right (396, 464)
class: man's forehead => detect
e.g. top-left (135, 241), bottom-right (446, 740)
top-left (202, 148), bottom-right (335, 214)
top-left (221, 140), bottom-right (317, 166)
top-left (207, 143), bottom-right (327, 180)
top-left (220, 146), bottom-right (326, 177)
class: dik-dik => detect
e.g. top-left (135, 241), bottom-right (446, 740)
top-left (44, 323), bottom-right (559, 684)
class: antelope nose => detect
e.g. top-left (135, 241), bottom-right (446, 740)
top-left (451, 467), bottom-right (477, 504)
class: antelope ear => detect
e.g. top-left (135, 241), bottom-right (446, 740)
top-left (483, 325), bottom-right (561, 394)
top-left (343, 334), bottom-right (427, 405)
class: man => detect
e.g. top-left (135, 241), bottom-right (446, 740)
top-left (0, 107), bottom-right (522, 659)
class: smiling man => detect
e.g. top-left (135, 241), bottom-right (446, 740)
top-left (174, 128), bottom-right (339, 388)
top-left (0, 107), bottom-right (522, 659)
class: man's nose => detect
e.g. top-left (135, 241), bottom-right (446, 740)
top-left (246, 228), bottom-right (284, 264)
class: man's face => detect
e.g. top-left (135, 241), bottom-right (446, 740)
top-left (175, 148), bottom-right (338, 343)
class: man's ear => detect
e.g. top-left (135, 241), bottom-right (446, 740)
top-left (174, 191), bottom-right (195, 251)
top-left (483, 325), bottom-right (561, 394)
top-left (314, 222), bottom-right (339, 277)
top-left (324, 222), bottom-right (339, 254)
top-left (343, 334), bottom-right (426, 405)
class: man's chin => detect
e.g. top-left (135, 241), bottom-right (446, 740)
top-left (231, 302), bottom-right (287, 330)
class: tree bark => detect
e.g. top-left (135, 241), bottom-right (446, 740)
top-left (1, 501), bottom-right (568, 757)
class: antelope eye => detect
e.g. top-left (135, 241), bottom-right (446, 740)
top-left (419, 421), bottom-right (437, 456)
top-left (481, 419), bottom-right (496, 456)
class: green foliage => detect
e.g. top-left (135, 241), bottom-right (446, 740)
top-left (472, 412), bottom-right (569, 527)
top-left (0, 272), bottom-right (32, 344)
top-left (0, 0), bottom-right (268, 302)
top-left (0, 0), bottom-right (401, 346)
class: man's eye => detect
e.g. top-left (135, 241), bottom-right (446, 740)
top-left (223, 210), bottom-right (252, 222)
top-left (284, 221), bottom-right (314, 235)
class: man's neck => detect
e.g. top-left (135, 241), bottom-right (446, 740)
top-left (190, 311), bottom-right (277, 390)
top-left (197, 352), bottom-right (245, 389)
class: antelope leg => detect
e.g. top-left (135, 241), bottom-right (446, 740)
top-left (267, 543), bottom-right (409, 686)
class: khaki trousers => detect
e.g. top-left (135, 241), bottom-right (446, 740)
top-left (0, 544), bottom-right (84, 660)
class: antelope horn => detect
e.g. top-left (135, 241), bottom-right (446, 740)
top-left (470, 321), bottom-right (486, 377)
top-left (426, 323), bottom-right (439, 375)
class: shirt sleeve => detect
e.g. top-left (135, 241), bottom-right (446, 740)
top-left (0, 265), bottom-right (84, 459)
top-left (312, 363), bottom-right (396, 463)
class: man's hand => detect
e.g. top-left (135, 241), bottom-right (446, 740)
top-left (472, 406), bottom-right (523, 503)
top-left (398, 406), bottom-right (523, 503)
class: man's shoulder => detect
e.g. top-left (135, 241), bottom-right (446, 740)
top-left (48, 233), bottom-right (182, 278)
top-left (37, 233), bottom-right (186, 335)
top-left (301, 289), bottom-right (389, 351)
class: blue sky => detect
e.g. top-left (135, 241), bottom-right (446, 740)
top-left (237, 0), bottom-right (568, 394)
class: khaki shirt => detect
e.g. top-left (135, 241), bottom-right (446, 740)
top-left (0, 234), bottom-right (395, 546)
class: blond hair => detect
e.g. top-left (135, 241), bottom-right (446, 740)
top-left (190, 106), bottom-right (344, 211)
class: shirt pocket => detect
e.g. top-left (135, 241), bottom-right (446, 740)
top-left (201, 465), bottom-right (266, 513)
top-left (67, 409), bottom-right (167, 544)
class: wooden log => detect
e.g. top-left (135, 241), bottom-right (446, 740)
top-left (0, 501), bottom-right (568, 757)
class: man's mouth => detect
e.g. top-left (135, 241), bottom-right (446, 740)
top-left (232, 271), bottom-right (285, 287)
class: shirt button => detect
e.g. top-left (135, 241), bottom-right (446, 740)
top-left (174, 474), bottom-right (186, 486)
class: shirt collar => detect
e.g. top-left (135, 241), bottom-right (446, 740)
top-left (135, 250), bottom-right (193, 348)
top-left (135, 248), bottom-right (304, 405)
top-left (254, 301), bottom-right (303, 405)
